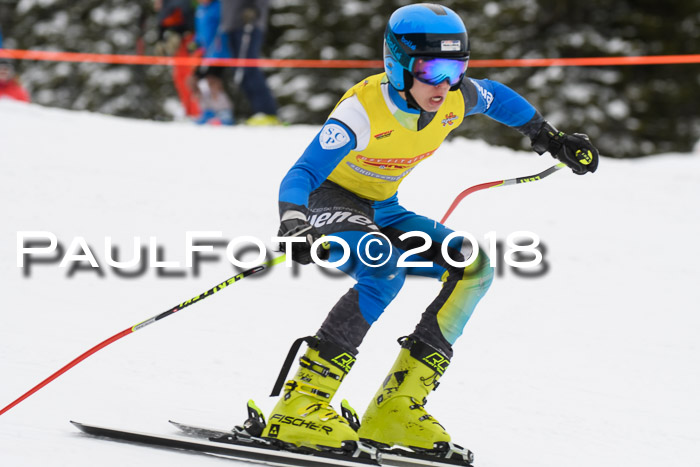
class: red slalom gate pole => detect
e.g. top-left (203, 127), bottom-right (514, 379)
top-left (440, 163), bottom-right (566, 224)
top-left (0, 255), bottom-right (286, 417)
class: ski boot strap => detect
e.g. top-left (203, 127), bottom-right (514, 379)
top-left (269, 336), bottom-right (357, 397)
top-left (299, 354), bottom-right (342, 381)
top-left (284, 380), bottom-right (332, 400)
top-left (398, 336), bottom-right (451, 376)
top-left (340, 399), bottom-right (361, 431)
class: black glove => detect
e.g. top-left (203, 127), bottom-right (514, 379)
top-left (278, 212), bottom-right (329, 265)
top-left (532, 122), bottom-right (599, 175)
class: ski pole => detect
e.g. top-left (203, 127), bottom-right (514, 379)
top-left (233, 20), bottom-right (255, 87)
top-left (440, 162), bottom-right (566, 224)
top-left (0, 254), bottom-right (287, 417)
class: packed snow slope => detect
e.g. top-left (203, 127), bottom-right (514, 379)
top-left (1, 99), bottom-right (699, 467)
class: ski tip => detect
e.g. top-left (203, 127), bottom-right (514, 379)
top-left (168, 420), bottom-right (191, 431)
top-left (70, 420), bottom-right (110, 438)
top-left (70, 420), bottom-right (90, 433)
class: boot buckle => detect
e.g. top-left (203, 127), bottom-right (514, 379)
top-left (340, 399), bottom-right (361, 431)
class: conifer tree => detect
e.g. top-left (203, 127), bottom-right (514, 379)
top-left (3, 0), bottom-right (698, 156)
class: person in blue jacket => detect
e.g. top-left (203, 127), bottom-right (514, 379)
top-left (220, 0), bottom-right (279, 125)
top-left (259, 3), bottom-right (599, 453)
top-left (190, 0), bottom-right (234, 125)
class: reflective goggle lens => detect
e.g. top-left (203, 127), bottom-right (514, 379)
top-left (412, 57), bottom-right (468, 86)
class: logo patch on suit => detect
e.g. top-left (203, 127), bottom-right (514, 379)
top-left (356, 150), bottom-right (436, 170)
top-left (373, 130), bottom-right (394, 140)
top-left (320, 124), bottom-right (350, 150)
top-left (442, 112), bottom-right (459, 126)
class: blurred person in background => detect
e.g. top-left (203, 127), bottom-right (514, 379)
top-left (154, 0), bottom-right (201, 118)
top-left (263, 3), bottom-right (599, 455)
top-left (189, 0), bottom-right (234, 125)
top-left (0, 60), bottom-right (30, 103)
top-left (220, 0), bottom-right (279, 126)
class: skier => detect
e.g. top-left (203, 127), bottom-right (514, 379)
top-left (264, 3), bottom-right (598, 453)
top-left (0, 60), bottom-right (30, 103)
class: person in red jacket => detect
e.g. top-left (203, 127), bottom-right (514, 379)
top-left (0, 60), bottom-right (30, 103)
top-left (153, 0), bottom-right (200, 117)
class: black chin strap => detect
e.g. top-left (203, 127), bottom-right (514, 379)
top-left (399, 71), bottom-right (424, 112)
top-left (404, 88), bottom-right (424, 112)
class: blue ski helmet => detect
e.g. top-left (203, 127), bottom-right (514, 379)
top-left (384, 4), bottom-right (470, 92)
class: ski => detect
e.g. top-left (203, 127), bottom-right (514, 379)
top-left (169, 420), bottom-right (474, 467)
top-left (71, 420), bottom-right (379, 467)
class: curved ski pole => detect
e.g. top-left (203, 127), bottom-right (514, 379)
top-left (440, 163), bottom-right (566, 224)
top-left (0, 254), bottom-right (287, 417)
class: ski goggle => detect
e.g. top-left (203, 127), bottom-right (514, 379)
top-left (411, 57), bottom-right (468, 87)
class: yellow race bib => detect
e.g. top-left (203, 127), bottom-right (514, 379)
top-left (327, 74), bottom-right (465, 201)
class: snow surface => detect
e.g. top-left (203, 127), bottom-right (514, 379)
top-left (1, 99), bottom-right (699, 467)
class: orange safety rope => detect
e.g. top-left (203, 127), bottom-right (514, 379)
top-left (1, 49), bottom-right (699, 68)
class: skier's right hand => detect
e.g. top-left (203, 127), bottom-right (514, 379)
top-left (277, 211), bottom-right (329, 265)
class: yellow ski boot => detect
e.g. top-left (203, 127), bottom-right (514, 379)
top-left (261, 337), bottom-right (360, 451)
top-left (358, 337), bottom-right (452, 450)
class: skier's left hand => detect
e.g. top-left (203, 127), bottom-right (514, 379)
top-left (532, 122), bottom-right (599, 175)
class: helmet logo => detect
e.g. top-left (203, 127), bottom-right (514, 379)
top-left (386, 36), bottom-right (404, 60)
top-left (401, 36), bottom-right (417, 50)
top-left (441, 40), bottom-right (462, 52)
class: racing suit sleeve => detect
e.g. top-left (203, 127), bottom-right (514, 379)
top-left (461, 78), bottom-right (545, 139)
top-left (278, 119), bottom-right (357, 216)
